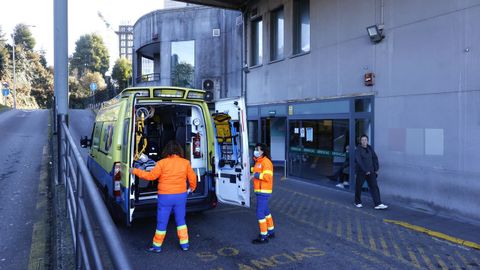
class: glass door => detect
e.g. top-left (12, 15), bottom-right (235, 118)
top-left (289, 119), bottom-right (349, 181)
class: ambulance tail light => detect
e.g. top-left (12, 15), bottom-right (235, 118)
top-left (113, 162), bottom-right (122, 198)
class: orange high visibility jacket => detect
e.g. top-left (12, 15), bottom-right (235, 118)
top-left (132, 155), bottom-right (197, 194)
top-left (252, 156), bottom-right (274, 194)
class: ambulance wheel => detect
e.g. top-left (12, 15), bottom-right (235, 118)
top-left (103, 187), bottom-right (123, 224)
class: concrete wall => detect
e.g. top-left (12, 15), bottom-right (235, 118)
top-left (133, 6), bottom-right (242, 98)
top-left (244, 0), bottom-right (480, 220)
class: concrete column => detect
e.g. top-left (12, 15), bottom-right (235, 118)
top-left (54, 0), bottom-right (69, 118)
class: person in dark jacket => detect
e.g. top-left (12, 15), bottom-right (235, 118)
top-left (354, 135), bottom-right (388, 210)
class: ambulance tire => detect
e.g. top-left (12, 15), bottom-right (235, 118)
top-left (103, 186), bottom-right (124, 225)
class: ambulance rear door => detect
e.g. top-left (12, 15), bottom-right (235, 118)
top-left (213, 97), bottom-right (250, 207)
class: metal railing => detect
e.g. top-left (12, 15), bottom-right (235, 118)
top-left (136, 73), bottom-right (160, 84)
top-left (57, 114), bottom-right (132, 270)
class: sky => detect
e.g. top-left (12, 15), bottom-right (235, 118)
top-left (0, 0), bottom-right (170, 73)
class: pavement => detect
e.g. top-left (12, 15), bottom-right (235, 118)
top-left (0, 109), bottom-right (50, 270)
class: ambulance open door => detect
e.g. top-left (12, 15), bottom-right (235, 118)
top-left (212, 97), bottom-right (250, 207)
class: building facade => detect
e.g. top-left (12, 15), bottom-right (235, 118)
top-left (115, 25), bottom-right (134, 61)
top-left (177, 0), bottom-right (480, 221)
top-left (132, 6), bottom-right (242, 100)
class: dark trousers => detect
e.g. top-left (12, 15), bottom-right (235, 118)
top-left (355, 172), bottom-right (382, 206)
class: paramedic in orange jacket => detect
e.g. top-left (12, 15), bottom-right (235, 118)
top-left (251, 143), bottom-right (275, 244)
top-left (130, 140), bottom-right (197, 253)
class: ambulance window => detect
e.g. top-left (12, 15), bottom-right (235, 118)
top-left (122, 119), bottom-right (130, 163)
top-left (92, 122), bottom-right (103, 149)
top-left (103, 123), bottom-right (115, 152)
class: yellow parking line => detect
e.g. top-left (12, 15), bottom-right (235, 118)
top-left (379, 236), bottom-right (390, 257)
top-left (28, 145), bottom-right (49, 270)
top-left (454, 250), bottom-right (473, 270)
top-left (366, 226), bottom-right (377, 251)
top-left (356, 218), bottom-right (364, 245)
top-left (336, 222), bottom-right (342, 238)
top-left (387, 230), bottom-right (403, 262)
top-left (384, 219), bottom-right (480, 250)
top-left (346, 216), bottom-right (353, 241)
top-left (433, 254), bottom-right (449, 270)
top-left (417, 247), bottom-right (435, 270)
top-left (446, 254), bottom-right (462, 270)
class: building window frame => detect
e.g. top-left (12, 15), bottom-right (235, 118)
top-left (270, 6), bottom-right (285, 62)
top-left (250, 16), bottom-right (263, 67)
top-left (292, 0), bottom-right (311, 55)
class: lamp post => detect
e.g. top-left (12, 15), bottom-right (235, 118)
top-left (12, 24), bottom-right (35, 109)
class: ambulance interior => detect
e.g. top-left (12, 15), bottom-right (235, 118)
top-left (132, 104), bottom-right (209, 201)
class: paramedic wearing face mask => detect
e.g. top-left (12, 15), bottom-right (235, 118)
top-left (130, 140), bottom-right (197, 253)
top-left (251, 143), bottom-right (275, 244)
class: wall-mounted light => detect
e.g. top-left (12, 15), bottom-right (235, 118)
top-left (366, 24), bottom-right (384, 44)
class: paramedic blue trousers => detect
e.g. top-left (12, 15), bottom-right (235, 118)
top-left (256, 193), bottom-right (275, 239)
top-left (152, 193), bottom-right (189, 250)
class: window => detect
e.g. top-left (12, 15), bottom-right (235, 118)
top-left (122, 119), bottom-right (130, 163)
top-left (141, 57), bottom-right (154, 75)
top-left (102, 123), bottom-right (114, 152)
top-left (251, 17), bottom-right (263, 66)
top-left (92, 122), bottom-right (103, 149)
top-left (293, 0), bottom-right (310, 54)
top-left (171, 40), bottom-right (195, 87)
top-left (270, 7), bottom-right (284, 61)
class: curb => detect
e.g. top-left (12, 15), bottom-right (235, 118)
top-left (384, 219), bottom-right (480, 250)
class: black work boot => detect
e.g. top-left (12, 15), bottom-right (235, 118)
top-left (252, 236), bottom-right (269, 244)
top-left (267, 232), bottom-right (275, 239)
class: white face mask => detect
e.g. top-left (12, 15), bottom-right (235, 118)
top-left (253, 150), bottom-right (261, 158)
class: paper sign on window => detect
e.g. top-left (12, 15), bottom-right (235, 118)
top-left (306, 127), bottom-right (313, 142)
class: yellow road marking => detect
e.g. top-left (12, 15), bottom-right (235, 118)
top-left (384, 219), bottom-right (480, 250)
top-left (387, 230), bottom-right (403, 261)
top-left (395, 229), bottom-right (421, 268)
top-left (446, 254), bottom-right (462, 270)
top-left (379, 236), bottom-right (390, 257)
top-left (356, 218), bottom-right (364, 245)
top-left (407, 250), bottom-right (422, 269)
top-left (418, 247), bottom-right (435, 270)
top-left (346, 216), bottom-right (353, 241)
top-left (366, 226), bottom-right (377, 251)
top-left (434, 254), bottom-right (449, 270)
top-left (28, 145), bottom-right (49, 270)
top-left (454, 250), bottom-right (473, 270)
top-left (277, 186), bottom-right (377, 217)
top-left (336, 222), bottom-right (342, 238)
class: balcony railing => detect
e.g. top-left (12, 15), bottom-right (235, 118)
top-left (136, 73), bottom-right (160, 84)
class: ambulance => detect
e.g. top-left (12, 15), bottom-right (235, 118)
top-left (80, 86), bottom-right (250, 225)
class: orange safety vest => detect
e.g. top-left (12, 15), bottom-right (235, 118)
top-left (133, 155), bottom-right (197, 194)
top-left (252, 156), bottom-right (274, 194)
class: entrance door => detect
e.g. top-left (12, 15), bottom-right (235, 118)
top-left (288, 119), bottom-right (349, 180)
top-left (261, 117), bottom-right (286, 164)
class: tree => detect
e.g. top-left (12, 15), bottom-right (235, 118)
top-left (13, 24), bottom-right (36, 51)
top-left (111, 57), bottom-right (132, 90)
top-left (79, 71), bottom-right (106, 91)
top-left (70, 34), bottom-right (110, 78)
top-left (0, 26), bottom-right (10, 80)
top-left (171, 62), bottom-right (194, 88)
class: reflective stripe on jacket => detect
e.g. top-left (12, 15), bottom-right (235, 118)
top-left (252, 156), bottom-right (274, 194)
top-left (133, 155), bottom-right (197, 194)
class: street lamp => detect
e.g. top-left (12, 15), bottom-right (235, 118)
top-left (12, 24), bottom-right (36, 109)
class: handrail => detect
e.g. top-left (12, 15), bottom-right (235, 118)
top-left (57, 114), bottom-right (132, 270)
top-left (136, 73), bottom-right (160, 84)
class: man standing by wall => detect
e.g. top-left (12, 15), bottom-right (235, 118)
top-left (354, 135), bottom-right (388, 210)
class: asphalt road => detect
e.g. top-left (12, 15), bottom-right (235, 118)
top-left (68, 109), bottom-right (480, 270)
top-left (0, 109), bottom-right (49, 270)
